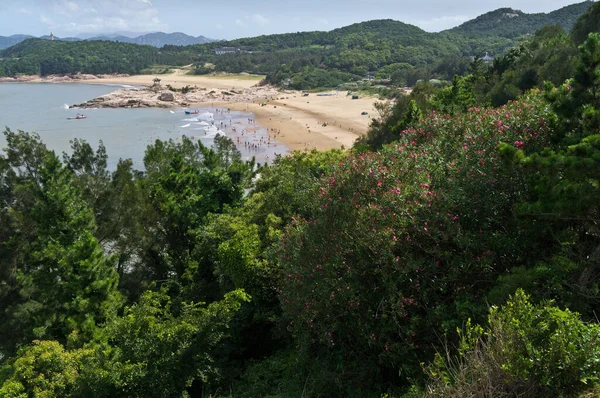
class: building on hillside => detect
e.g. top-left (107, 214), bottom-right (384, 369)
top-left (214, 47), bottom-right (241, 55)
top-left (469, 53), bottom-right (495, 64)
top-left (482, 53), bottom-right (494, 63)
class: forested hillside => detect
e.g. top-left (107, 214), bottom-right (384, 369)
top-left (0, 1), bottom-right (593, 88)
top-left (1, 3), bottom-right (600, 397)
top-left (189, 1), bottom-right (593, 89)
top-left (447, 1), bottom-right (593, 38)
top-left (0, 39), bottom-right (195, 76)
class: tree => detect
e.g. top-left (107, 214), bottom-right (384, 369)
top-left (86, 288), bottom-right (250, 397)
top-left (355, 97), bottom-right (422, 152)
top-left (571, 1), bottom-right (600, 45)
top-left (0, 341), bottom-right (92, 397)
top-left (0, 130), bottom-right (122, 357)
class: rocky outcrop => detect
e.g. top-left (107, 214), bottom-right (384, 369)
top-left (70, 85), bottom-right (282, 109)
top-left (158, 91), bottom-right (175, 102)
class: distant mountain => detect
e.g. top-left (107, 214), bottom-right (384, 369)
top-left (76, 31), bottom-right (153, 39)
top-left (447, 1), bottom-right (594, 38)
top-left (39, 35), bottom-right (80, 42)
top-left (88, 32), bottom-right (214, 47)
top-left (0, 35), bottom-right (35, 50)
top-left (0, 32), bottom-right (215, 50)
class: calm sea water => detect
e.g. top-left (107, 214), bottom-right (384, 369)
top-left (0, 83), bottom-right (285, 169)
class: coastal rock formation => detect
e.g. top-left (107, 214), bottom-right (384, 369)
top-left (70, 88), bottom-right (177, 109)
top-left (158, 92), bottom-right (175, 102)
top-left (70, 85), bottom-right (282, 109)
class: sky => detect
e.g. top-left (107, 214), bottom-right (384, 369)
top-left (0, 0), bottom-right (591, 40)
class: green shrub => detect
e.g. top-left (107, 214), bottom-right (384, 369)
top-left (426, 290), bottom-right (600, 398)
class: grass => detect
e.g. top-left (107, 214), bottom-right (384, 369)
top-left (186, 73), bottom-right (265, 81)
top-left (139, 64), bottom-right (179, 75)
top-left (206, 74), bottom-right (265, 81)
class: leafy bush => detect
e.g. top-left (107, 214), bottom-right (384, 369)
top-left (426, 290), bottom-right (600, 398)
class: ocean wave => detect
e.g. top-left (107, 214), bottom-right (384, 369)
top-left (180, 124), bottom-right (191, 128)
top-left (202, 126), bottom-right (225, 139)
top-left (198, 112), bottom-right (214, 121)
top-left (62, 104), bottom-right (69, 110)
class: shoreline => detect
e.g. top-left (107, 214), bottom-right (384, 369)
top-left (212, 94), bottom-right (379, 151)
top-left (1, 73), bottom-right (380, 151)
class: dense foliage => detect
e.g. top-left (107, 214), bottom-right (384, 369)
top-left (427, 290), bottom-right (600, 397)
top-left (447, 1), bottom-right (592, 38)
top-left (187, 2), bottom-right (592, 89)
top-left (1, 5), bottom-right (600, 398)
top-left (0, 39), bottom-right (194, 76)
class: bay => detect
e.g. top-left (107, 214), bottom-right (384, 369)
top-left (0, 83), bottom-right (284, 169)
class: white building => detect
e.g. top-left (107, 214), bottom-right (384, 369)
top-left (214, 47), bottom-right (240, 55)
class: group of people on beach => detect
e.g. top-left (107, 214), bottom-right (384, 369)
top-left (237, 133), bottom-right (277, 151)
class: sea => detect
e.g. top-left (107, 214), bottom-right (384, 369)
top-left (0, 83), bottom-right (285, 169)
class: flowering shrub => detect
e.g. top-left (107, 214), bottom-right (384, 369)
top-left (278, 91), bottom-right (556, 386)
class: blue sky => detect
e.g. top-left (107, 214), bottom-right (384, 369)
top-left (0, 0), bottom-right (589, 39)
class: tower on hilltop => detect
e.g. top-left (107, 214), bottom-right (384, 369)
top-left (50, 32), bottom-right (55, 41)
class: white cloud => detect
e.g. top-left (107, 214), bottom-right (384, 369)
top-left (17, 8), bottom-right (32, 14)
top-left (40, 14), bottom-right (56, 26)
top-left (32, 0), bottom-right (167, 34)
top-left (251, 14), bottom-right (269, 26)
top-left (235, 14), bottom-right (270, 28)
top-left (415, 15), bottom-right (469, 31)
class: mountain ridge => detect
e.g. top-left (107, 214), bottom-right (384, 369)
top-left (446, 0), bottom-right (594, 38)
top-left (0, 32), bottom-right (215, 50)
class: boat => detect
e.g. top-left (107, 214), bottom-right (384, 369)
top-left (68, 114), bottom-right (87, 120)
top-left (185, 110), bottom-right (200, 115)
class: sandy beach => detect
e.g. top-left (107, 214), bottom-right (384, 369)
top-left (220, 93), bottom-right (379, 151)
top-left (90, 72), bottom-right (382, 150)
top-left (78, 73), bottom-right (382, 150)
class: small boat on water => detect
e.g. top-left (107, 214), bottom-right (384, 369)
top-left (68, 114), bottom-right (87, 120)
top-left (185, 110), bottom-right (200, 115)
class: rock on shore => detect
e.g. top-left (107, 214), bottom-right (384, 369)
top-left (70, 84), bottom-right (282, 109)
top-left (71, 87), bottom-right (184, 109)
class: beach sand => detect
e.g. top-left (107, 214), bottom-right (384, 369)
top-left (203, 93), bottom-right (381, 151)
top-left (90, 69), bottom-right (265, 90)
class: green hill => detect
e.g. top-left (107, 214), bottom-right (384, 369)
top-left (0, 2), bottom-right (595, 87)
top-left (447, 1), bottom-right (594, 38)
top-left (0, 38), bottom-right (194, 76)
